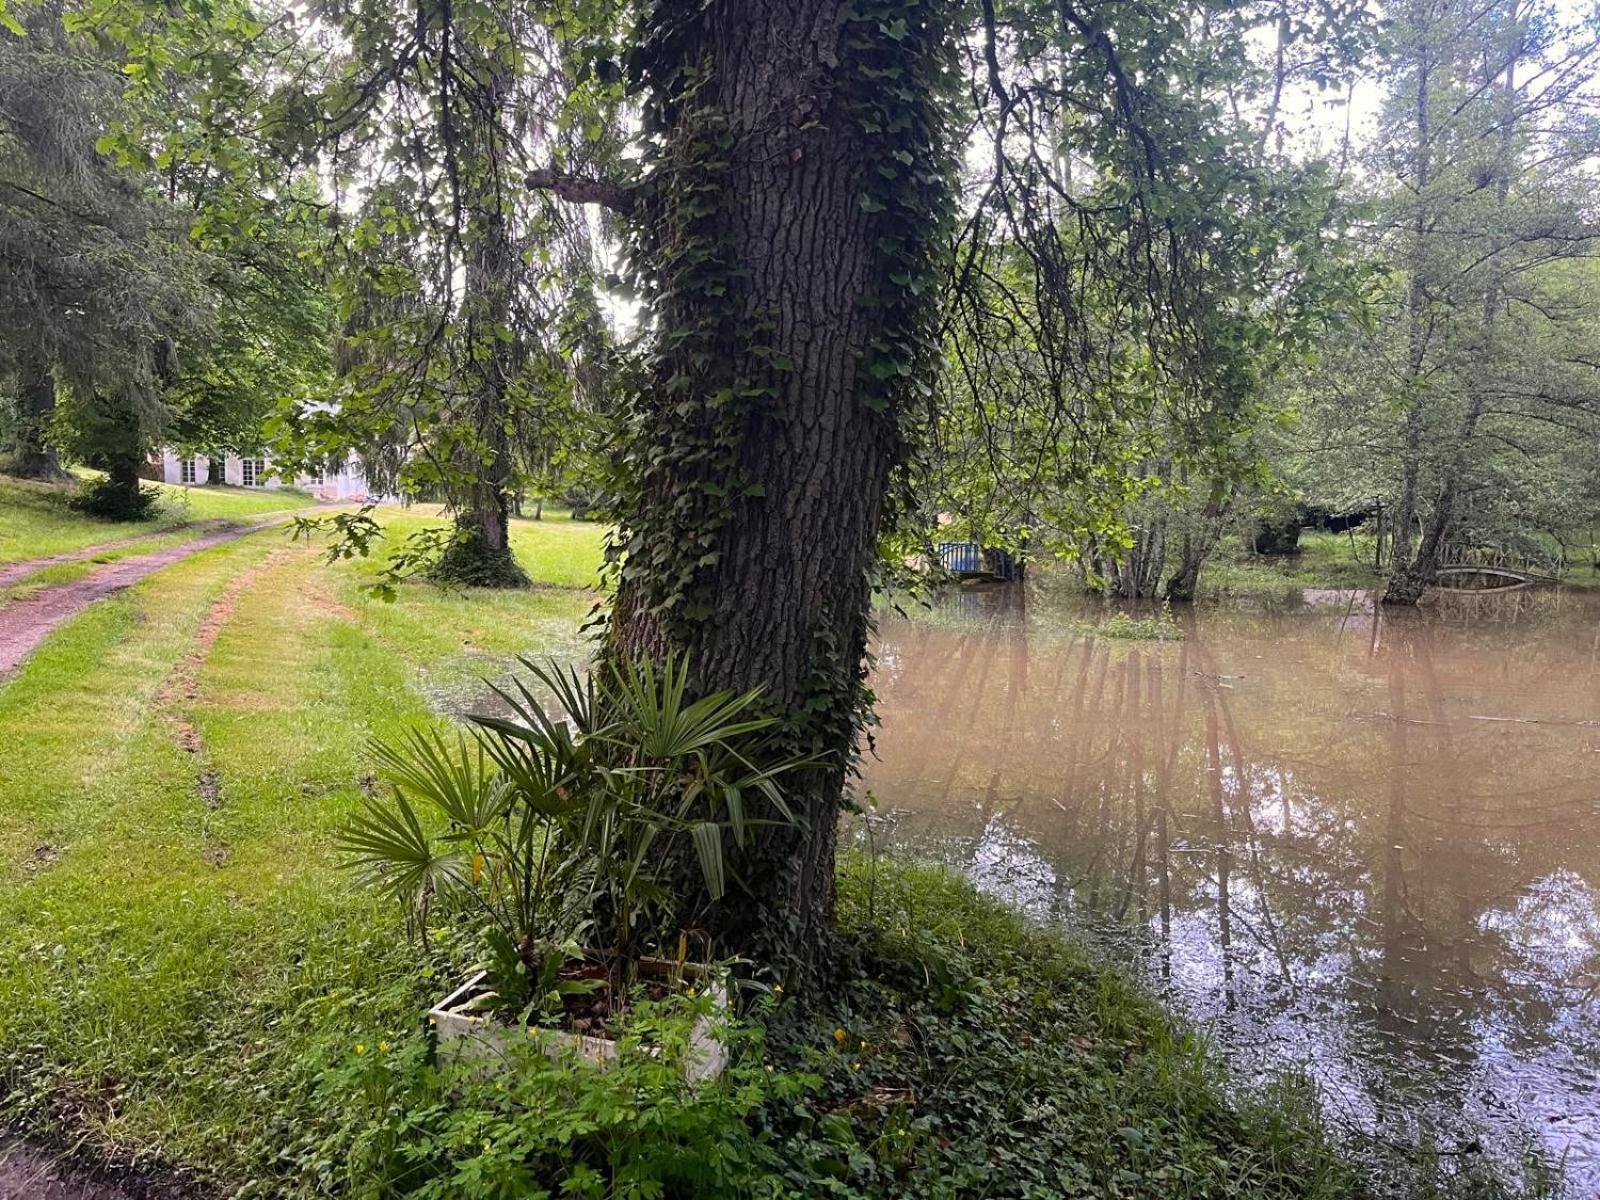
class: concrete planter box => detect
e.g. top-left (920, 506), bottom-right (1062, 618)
top-left (428, 960), bottom-right (730, 1084)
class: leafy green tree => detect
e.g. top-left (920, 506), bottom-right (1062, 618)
top-left (1288, 0), bottom-right (1600, 602)
top-left (931, 0), bottom-right (1368, 601)
top-left (263, 0), bottom-right (628, 584)
top-left (0, 0), bottom-right (209, 497)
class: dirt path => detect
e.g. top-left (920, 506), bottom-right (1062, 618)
top-left (0, 1138), bottom-right (197, 1199)
top-left (0, 520), bottom-right (288, 676)
top-left (0, 524), bottom-right (234, 591)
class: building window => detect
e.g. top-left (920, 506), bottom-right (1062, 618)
top-left (310, 466), bottom-right (326, 486)
top-left (180, 458), bottom-right (197, 485)
top-left (242, 457), bottom-right (266, 487)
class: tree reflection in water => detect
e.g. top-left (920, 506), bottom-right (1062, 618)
top-left (859, 582), bottom-right (1600, 1194)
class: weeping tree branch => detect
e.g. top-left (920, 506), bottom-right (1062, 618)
top-left (524, 168), bottom-right (634, 216)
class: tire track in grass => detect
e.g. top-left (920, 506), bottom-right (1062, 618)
top-left (154, 549), bottom-right (293, 867)
top-left (0, 539), bottom-right (320, 1200)
top-left (0, 521), bottom-right (233, 590)
top-left (0, 495), bottom-right (323, 590)
top-left (0, 520), bottom-right (291, 677)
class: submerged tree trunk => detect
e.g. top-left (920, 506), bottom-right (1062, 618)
top-left (1386, 15), bottom-right (1521, 606)
top-left (600, 0), bottom-right (953, 970)
top-left (5, 353), bottom-right (64, 479)
top-left (1164, 486), bottom-right (1228, 603)
top-left (1384, 41), bottom-right (1435, 607)
top-left (1164, 542), bottom-right (1205, 603)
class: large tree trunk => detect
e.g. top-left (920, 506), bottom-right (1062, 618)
top-left (433, 55), bottom-right (527, 589)
top-left (605, 0), bottom-right (952, 970)
top-left (5, 353), bottom-right (64, 479)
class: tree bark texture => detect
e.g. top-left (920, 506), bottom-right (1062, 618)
top-left (606, 0), bottom-right (951, 968)
top-left (462, 192), bottom-right (517, 569)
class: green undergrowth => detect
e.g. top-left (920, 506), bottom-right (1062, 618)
top-left (1077, 606), bottom-right (1185, 642)
top-left (758, 859), bottom-right (1362, 1200)
top-left (180, 860), bottom-right (1369, 1199)
top-left (428, 517), bottom-right (534, 589)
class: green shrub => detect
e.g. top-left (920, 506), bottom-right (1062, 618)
top-left (286, 992), bottom-right (814, 1199)
top-left (1078, 606), bottom-right (1183, 642)
top-left (67, 474), bottom-right (162, 521)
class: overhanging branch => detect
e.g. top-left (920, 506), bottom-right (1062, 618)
top-left (524, 169), bottom-right (634, 216)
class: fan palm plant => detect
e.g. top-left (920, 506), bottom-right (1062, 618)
top-left (339, 653), bottom-right (811, 1015)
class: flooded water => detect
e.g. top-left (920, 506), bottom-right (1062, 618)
top-left (858, 583), bottom-right (1600, 1194)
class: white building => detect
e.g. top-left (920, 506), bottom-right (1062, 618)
top-left (156, 449), bottom-right (386, 504)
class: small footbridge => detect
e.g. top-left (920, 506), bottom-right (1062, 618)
top-left (937, 541), bottom-right (1023, 583)
top-left (1430, 549), bottom-right (1565, 594)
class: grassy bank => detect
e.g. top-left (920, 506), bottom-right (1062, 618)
top-left (0, 473), bottom-right (319, 564)
top-left (1199, 531), bottom-right (1385, 598)
top-left (1200, 529), bottom-right (1600, 597)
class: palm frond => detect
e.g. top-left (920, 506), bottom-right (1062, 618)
top-left (337, 789), bottom-right (468, 909)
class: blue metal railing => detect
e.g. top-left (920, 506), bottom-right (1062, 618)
top-left (937, 541), bottom-right (985, 575)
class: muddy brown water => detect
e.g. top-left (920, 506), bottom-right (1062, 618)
top-left (427, 582), bottom-right (1600, 1191)
top-left (857, 583), bottom-right (1600, 1192)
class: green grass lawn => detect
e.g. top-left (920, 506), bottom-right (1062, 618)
top-left (0, 473), bottom-right (319, 564)
top-left (364, 505), bottom-right (608, 591)
top-left (0, 510), bottom-right (604, 1187)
